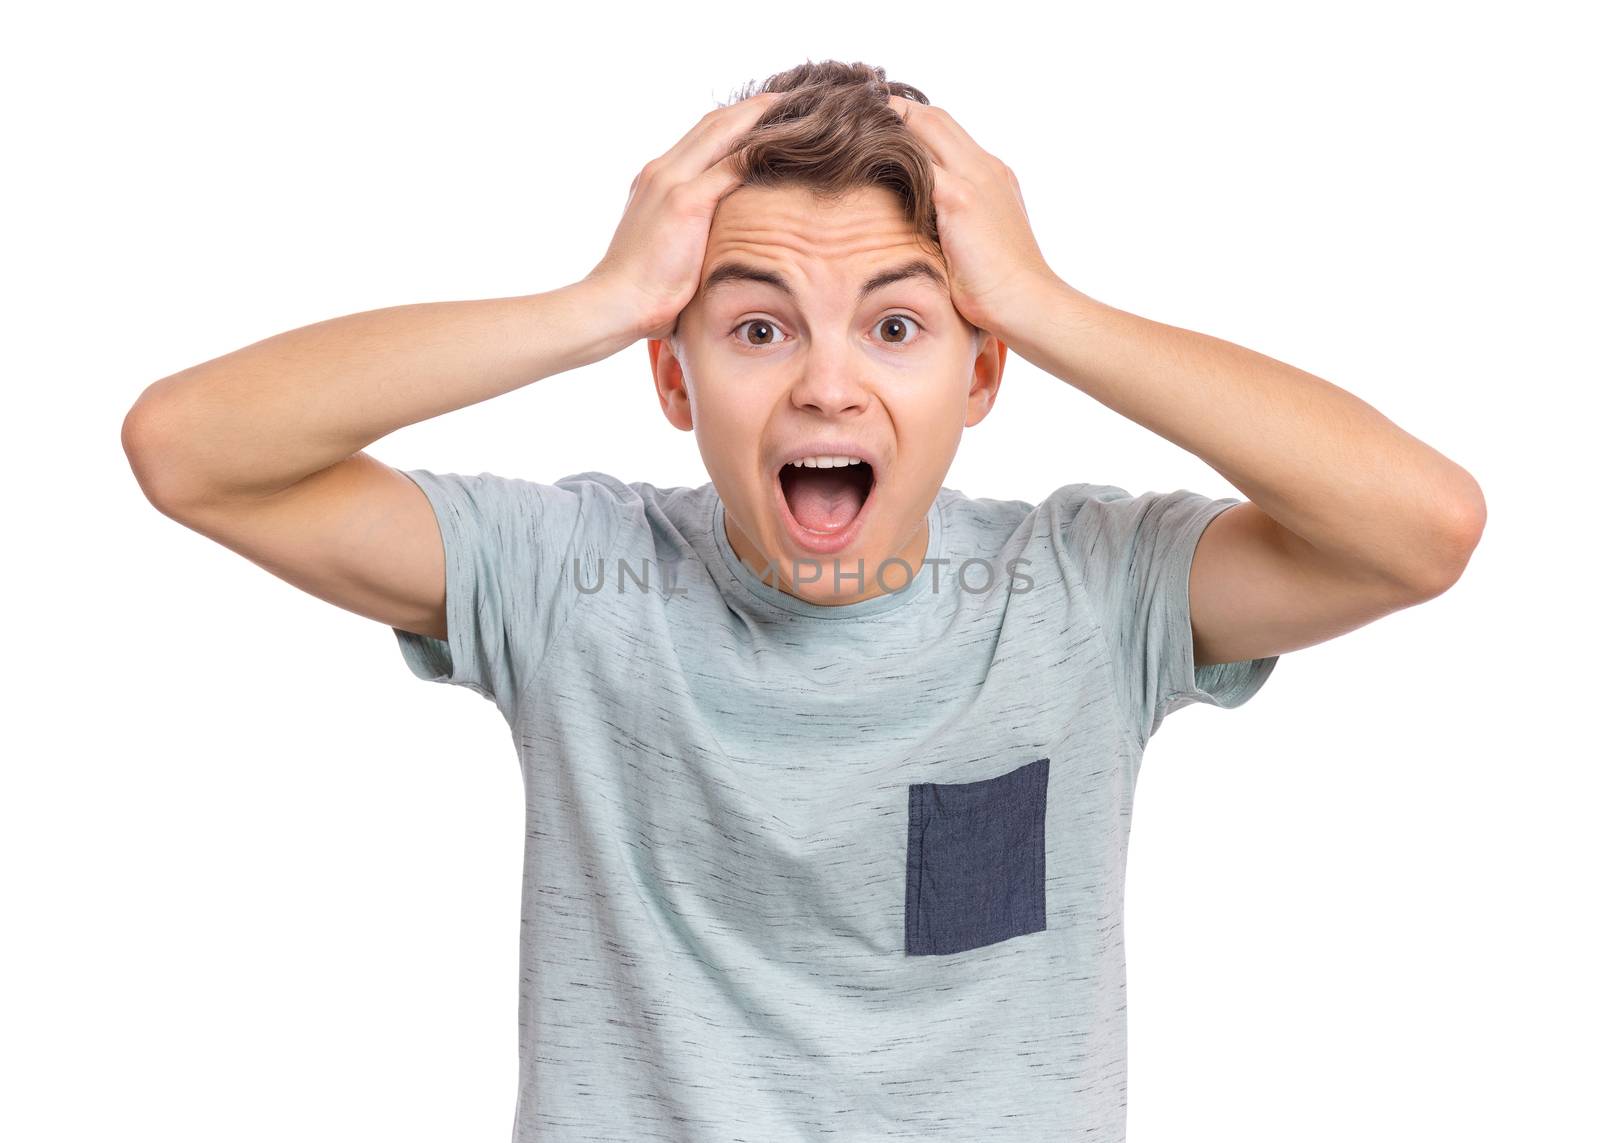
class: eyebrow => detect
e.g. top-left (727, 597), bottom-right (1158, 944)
top-left (700, 257), bottom-right (949, 306)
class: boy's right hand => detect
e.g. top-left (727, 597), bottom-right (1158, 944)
top-left (583, 92), bottom-right (783, 343)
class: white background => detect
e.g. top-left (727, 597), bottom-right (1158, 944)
top-left (5, 2), bottom-right (1594, 1140)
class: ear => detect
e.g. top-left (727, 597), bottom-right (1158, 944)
top-left (648, 335), bottom-right (694, 431)
top-left (964, 331), bottom-right (1006, 427)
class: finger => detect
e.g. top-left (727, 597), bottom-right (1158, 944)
top-left (921, 152), bottom-right (957, 231)
top-left (887, 98), bottom-right (959, 167)
top-left (654, 91), bottom-right (783, 185)
top-left (892, 100), bottom-right (993, 176)
top-left (1004, 165), bottom-right (1028, 215)
top-left (922, 104), bottom-right (985, 153)
top-left (692, 149), bottom-right (751, 206)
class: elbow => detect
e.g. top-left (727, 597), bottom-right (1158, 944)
top-left (122, 394), bottom-right (200, 516)
top-left (1405, 473), bottom-right (1488, 600)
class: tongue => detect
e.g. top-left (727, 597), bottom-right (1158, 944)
top-left (787, 467), bottom-right (868, 532)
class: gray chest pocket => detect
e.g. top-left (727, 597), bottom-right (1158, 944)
top-left (904, 756), bottom-right (1050, 956)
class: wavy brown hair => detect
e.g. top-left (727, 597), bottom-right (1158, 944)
top-left (717, 60), bottom-right (943, 264)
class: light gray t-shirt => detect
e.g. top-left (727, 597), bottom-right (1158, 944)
top-left (391, 469), bottom-right (1278, 1142)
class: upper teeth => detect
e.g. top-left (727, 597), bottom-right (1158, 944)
top-left (788, 455), bottom-right (865, 468)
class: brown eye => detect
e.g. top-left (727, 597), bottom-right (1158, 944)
top-left (876, 314), bottom-right (922, 345)
top-left (734, 318), bottom-right (787, 348)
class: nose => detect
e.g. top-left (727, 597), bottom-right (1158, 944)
top-left (788, 351), bottom-right (871, 418)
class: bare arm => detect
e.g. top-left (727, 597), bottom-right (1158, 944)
top-left (998, 277), bottom-right (1486, 667)
top-left (883, 95), bottom-right (1485, 672)
top-left (120, 284), bottom-right (645, 640)
top-left (120, 91), bottom-right (780, 645)
top-left (124, 286), bottom-right (644, 506)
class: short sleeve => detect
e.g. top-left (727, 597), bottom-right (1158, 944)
top-left (1057, 483), bottom-right (1279, 748)
top-left (392, 468), bottom-right (615, 726)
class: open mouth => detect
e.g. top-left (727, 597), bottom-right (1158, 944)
top-left (777, 459), bottom-right (876, 536)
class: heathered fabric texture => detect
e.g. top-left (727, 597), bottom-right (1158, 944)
top-left (391, 469), bottom-right (1278, 1142)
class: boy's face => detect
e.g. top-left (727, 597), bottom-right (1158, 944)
top-left (648, 183), bottom-right (1006, 606)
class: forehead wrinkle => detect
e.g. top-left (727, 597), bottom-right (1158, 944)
top-left (702, 256), bottom-right (948, 307)
top-left (707, 222), bottom-right (911, 265)
top-left (713, 187), bottom-right (908, 244)
top-left (699, 187), bottom-right (935, 300)
top-left (691, 184), bottom-right (940, 320)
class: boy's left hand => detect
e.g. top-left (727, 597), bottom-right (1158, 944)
top-left (887, 95), bottom-right (1061, 339)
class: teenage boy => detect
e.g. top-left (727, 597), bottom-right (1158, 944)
top-left (123, 62), bottom-right (1485, 1142)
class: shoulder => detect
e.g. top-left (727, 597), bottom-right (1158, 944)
top-left (936, 481), bottom-right (1143, 546)
top-left (549, 471), bottom-right (722, 557)
top-left (550, 470), bottom-right (709, 509)
top-left (936, 483), bottom-right (1045, 540)
top-left (1035, 481), bottom-right (1139, 526)
top-left (403, 468), bottom-right (669, 552)
top-left (1033, 482), bottom-right (1227, 546)
top-left (550, 471), bottom-right (721, 526)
